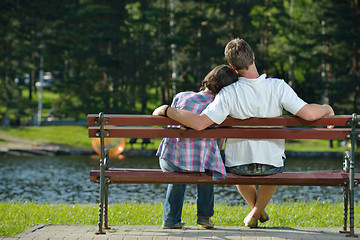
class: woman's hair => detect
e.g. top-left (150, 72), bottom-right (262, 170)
top-left (224, 38), bottom-right (254, 71)
top-left (200, 65), bottom-right (238, 94)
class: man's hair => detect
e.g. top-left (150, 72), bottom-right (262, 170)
top-left (224, 38), bottom-right (254, 71)
top-left (200, 65), bottom-right (238, 94)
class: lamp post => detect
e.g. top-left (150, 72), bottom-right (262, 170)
top-left (37, 44), bottom-right (45, 126)
top-left (321, 20), bottom-right (329, 105)
top-left (169, 0), bottom-right (177, 96)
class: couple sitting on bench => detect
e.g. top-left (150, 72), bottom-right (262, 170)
top-left (152, 38), bottom-right (334, 229)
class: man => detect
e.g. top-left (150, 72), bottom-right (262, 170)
top-left (153, 38), bottom-right (334, 228)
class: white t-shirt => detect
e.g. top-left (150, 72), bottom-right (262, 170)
top-left (203, 74), bottom-right (307, 167)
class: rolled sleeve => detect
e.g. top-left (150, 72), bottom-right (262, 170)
top-left (280, 82), bottom-right (307, 115)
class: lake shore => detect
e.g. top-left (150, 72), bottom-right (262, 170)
top-left (0, 144), bottom-right (352, 158)
top-left (0, 131), bottom-right (356, 158)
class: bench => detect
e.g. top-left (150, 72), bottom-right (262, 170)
top-left (88, 112), bottom-right (360, 237)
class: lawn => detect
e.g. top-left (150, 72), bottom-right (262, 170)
top-left (0, 126), bottom-right (355, 152)
top-left (1, 201), bottom-right (359, 237)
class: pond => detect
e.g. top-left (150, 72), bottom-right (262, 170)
top-left (0, 154), bottom-right (358, 205)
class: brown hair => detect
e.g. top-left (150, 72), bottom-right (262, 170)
top-left (200, 65), bottom-right (238, 94)
top-left (224, 38), bottom-right (254, 71)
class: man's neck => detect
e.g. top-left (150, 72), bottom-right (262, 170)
top-left (236, 63), bottom-right (260, 79)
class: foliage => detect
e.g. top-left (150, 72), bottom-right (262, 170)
top-left (0, 0), bottom-right (359, 119)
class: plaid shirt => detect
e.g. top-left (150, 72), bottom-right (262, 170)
top-left (156, 91), bottom-right (226, 180)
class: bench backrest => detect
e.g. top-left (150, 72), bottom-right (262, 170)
top-left (88, 114), bottom-right (358, 140)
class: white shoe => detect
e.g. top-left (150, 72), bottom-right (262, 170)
top-left (244, 214), bottom-right (258, 228)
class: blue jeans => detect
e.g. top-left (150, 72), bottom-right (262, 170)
top-left (159, 158), bottom-right (214, 224)
top-left (226, 158), bottom-right (285, 176)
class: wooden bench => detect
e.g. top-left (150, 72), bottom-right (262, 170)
top-left (88, 112), bottom-right (360, 237)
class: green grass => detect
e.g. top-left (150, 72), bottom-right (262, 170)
top-left (0, 125), bottom-right (163, 150)
top-left (0, 126), bottom-right (92, 149)
top-left (0, 125), bottom-right (162, 150)
top-left (1, 201), bottom-right (359, 237)
top-left (0, 126), bottom-right (356, 152)
top-left (285, 139), bottom-right (353, 152)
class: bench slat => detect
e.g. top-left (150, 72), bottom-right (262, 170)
top-left (87, 114), bottom-right (352, 127)
top-left (89, 126), bottom-right (353, 140)
top-left (90, 169), bottom-right (360, 186)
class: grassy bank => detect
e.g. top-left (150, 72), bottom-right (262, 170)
top-left (0, 126), bottom-right (161, 150)
top-left (0, 126), bottom-right (92, 149)
top-left (1, 201), bottom-right (359, 237)
top-left (0, 126), bottom-right (356, 152)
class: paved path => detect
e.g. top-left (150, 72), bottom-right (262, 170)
top-left (1, 224), bottom-right (359, 240)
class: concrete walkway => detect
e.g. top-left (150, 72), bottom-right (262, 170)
top-left (1, 224), bottom-right (359, 240)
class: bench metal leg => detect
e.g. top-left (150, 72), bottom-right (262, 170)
top-left (96, 154), bottom-right (110, 234)
top-left (340, 182), bottom-right (349, 233)
top-left (340, 152), bottom-right (350, 234)
top-left (348, 152), bottom-right (358, 238)
top-left (96, 155), bottom-right (106, 234)
top-left (104, 179), bottom-right (111, 230)
top-left (96, 112), bottom-right (108, 234)
top-left (346, 114), bottom-right (358, 238)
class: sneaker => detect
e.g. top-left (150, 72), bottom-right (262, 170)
top-left (244, 214), bottom-right (258, 228)
top-left (161, 221), bottom-right (185, 229)
top-left (259, 210), bottom-right (269, 223)
top-left (197, 217), bottom-right (214, 229)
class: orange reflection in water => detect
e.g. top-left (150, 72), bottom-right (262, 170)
top-left (91, 138), bottom-right (126, 157)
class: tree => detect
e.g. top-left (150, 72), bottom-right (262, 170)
top-left (0, 0), bottom-right (357, 119)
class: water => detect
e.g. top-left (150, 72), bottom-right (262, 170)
top-left (0, 154), bottom-right (359, 205)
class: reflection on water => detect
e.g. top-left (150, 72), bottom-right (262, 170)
top-left (0, 154), bottom-right (358, 205)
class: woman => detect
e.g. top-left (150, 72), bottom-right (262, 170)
top-left (155, 65), bottom-right (238, 229)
